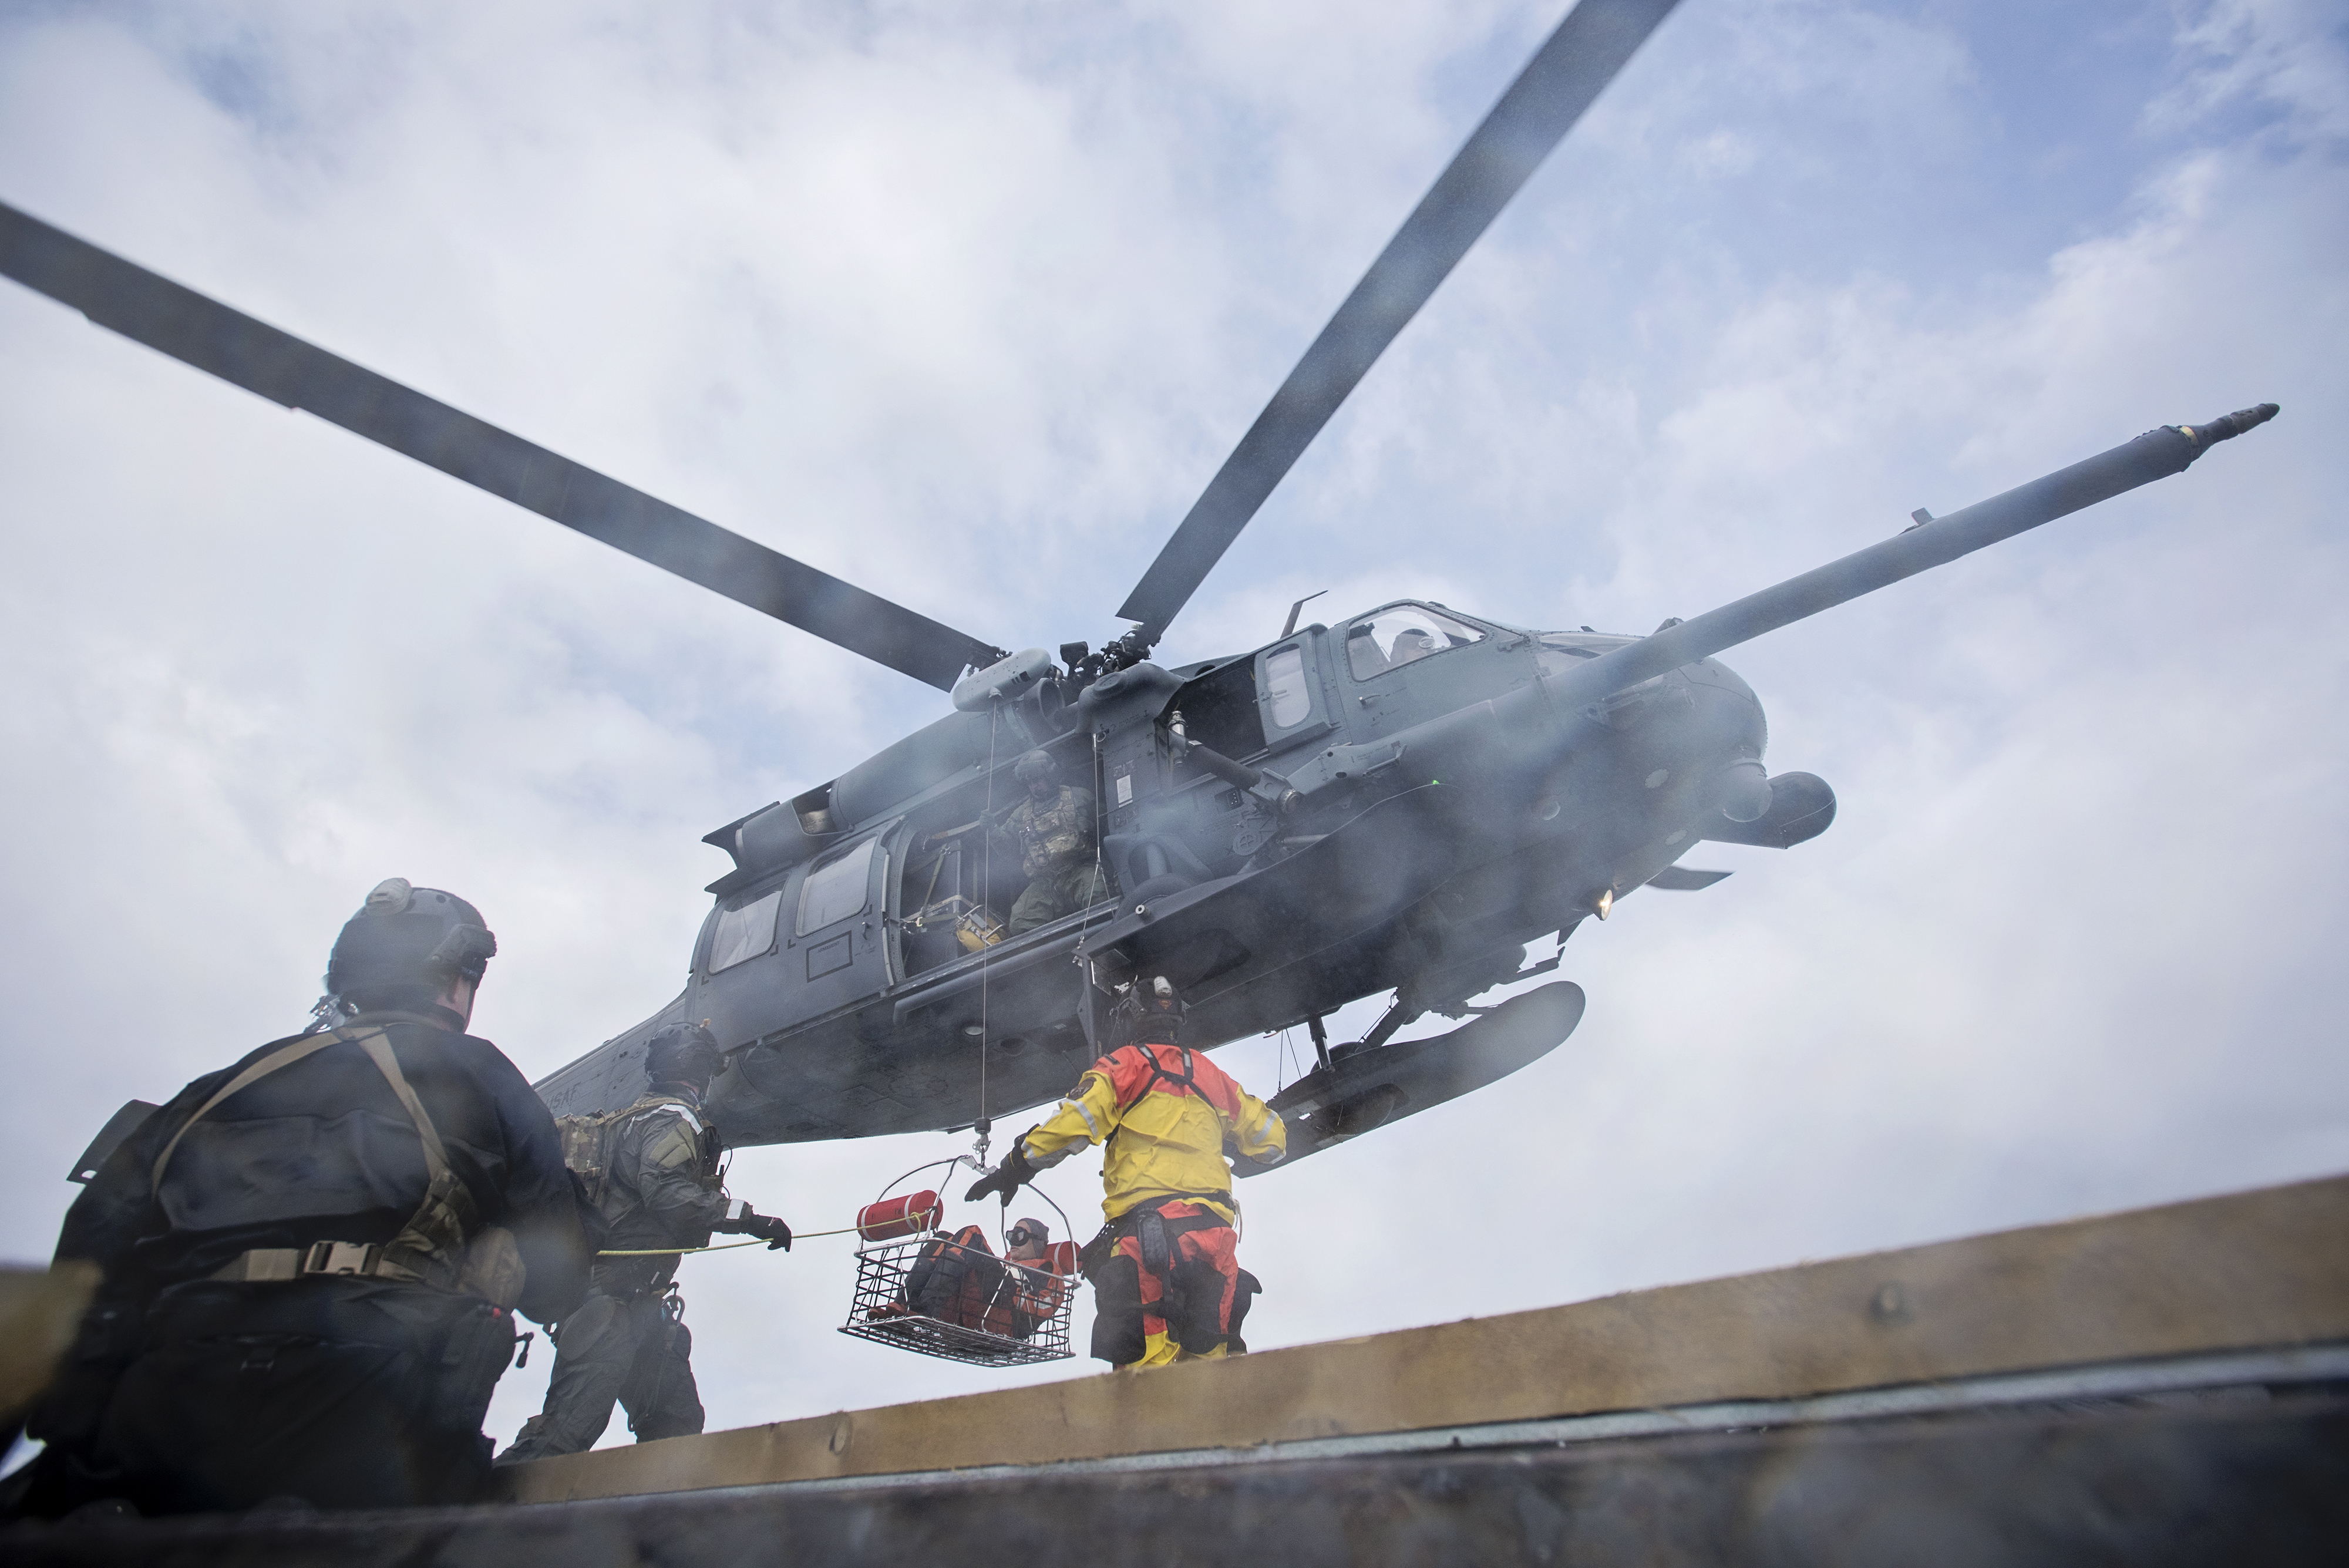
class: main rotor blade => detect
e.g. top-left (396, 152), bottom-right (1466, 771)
top-left (0, 201), bottom-right (1002, 692)
top-left (1116, 0), bottom-right (1682, 644)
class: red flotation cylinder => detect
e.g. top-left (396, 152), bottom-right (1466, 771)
top-left (858, 1190), bottom-right (943, 1242)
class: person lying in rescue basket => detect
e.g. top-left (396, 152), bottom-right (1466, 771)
top-left (968, 976), bottom-right (1284, 1367)
top-left (4, 879), bottom-right (591, 1517)
top-left (498, 1022), bottom-right (791, 1463)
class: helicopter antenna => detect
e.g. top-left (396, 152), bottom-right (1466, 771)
top-left (1281, 590), bottom-right (1327, 639)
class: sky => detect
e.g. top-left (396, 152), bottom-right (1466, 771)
top-left (1, 0), bottom-right (2344, 1451)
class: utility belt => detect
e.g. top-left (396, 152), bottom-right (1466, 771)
top-left (204, 1226), bottom-right (526, 1301)
top-left (1078, 1192), bottom-right (1234, 1281)
top-left (587, 1260), bottom-right (684, 1303)
top-left (208, 1239), bottom-right (427, 1286)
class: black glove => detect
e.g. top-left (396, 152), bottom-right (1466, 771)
top-left (964, 1143), bottom-right (1036, 1206)
top-left (714, 1203), bottom-right (793, 1251)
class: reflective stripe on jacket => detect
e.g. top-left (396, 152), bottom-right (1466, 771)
top-left (1021, 1042), bottom-right (1285, 1221)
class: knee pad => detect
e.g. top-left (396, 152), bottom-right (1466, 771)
top-left (1087, 1256), bottom-right (1146, 1367)
top-left (1169, 1257), bottom-right (1231, 1356)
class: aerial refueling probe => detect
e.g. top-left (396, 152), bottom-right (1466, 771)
top-left (1541, 405), bottom-right (2280, 716)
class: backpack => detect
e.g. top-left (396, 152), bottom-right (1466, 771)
top-left (556, 1094), bottom-right (698, 1223)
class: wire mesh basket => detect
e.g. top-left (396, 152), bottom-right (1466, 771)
top-left (838, 1231), bottom-right (1078, 1367)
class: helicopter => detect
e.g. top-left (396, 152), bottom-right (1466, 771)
top-left (0, 0), bottom-right (2276, 1171)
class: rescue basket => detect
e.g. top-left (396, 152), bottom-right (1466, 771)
top-left (837, 1227), bottom-right (1079, 1367)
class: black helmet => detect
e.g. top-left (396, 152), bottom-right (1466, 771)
top-left (1012, 749), bottom-right (1058, 786)
top-left (647, 1021), bottom-right (725, 1086)
top-left (1124, 974), bottom-right (1184, 1045)
top-left (325, 879), bottom-right (496, 1004)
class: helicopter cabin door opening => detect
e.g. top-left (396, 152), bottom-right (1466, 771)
top-left (1089, 631), bottom-right (1344, 906)
top-left (893, 733), bottom-right (1116, 981)
top-left (1168, 657), bottom-right (1265, 761)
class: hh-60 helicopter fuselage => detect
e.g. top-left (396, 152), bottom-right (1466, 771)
top-left (537, 391), bottom-right (2269, 1161)
top-left (533, 597), bottom-right (1820, 1152)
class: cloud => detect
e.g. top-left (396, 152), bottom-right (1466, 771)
top-left (2154, 0), bottom-right (2349, 142)
top-left (2, 0), bottom-right (2343, 1443)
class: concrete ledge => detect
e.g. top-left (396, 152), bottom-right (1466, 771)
top-left (502, 1172), bottom-right (2349, 1502)
top-left (18, 1381), bottom-right (2348, 1567)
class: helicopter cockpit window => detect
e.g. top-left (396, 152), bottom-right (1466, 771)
top-left (708, 889), bottom-right (783, 974)
top-left (1345, 605), bottom-right (1484, 679)
top-left (1265, 646), bottom-right (1312, 728)
top-left (797, 837), bottom-right (880, 936)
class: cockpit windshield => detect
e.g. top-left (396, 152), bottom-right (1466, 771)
top-left (1345, 605), bottom-right (1485, 679)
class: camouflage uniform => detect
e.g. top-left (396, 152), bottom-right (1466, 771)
top-left (999, 783), bottom-right (1109, 934)
top-left (499, 1093), bottom-right (726, 1461)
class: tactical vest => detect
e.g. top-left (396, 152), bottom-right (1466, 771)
top-left (1008, 786), bottom-right (1093, 878)
top-left (156, 1021), bottom-right (527, 1307)
top-left (557, 1093), bottom-right (713, 1226)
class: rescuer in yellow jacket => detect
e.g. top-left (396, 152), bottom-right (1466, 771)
top-left (969, 975), bottom-right (1285, 1367)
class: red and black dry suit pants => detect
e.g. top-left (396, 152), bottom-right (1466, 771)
top-left (1084, 1198), bottom-right (1261, 1368)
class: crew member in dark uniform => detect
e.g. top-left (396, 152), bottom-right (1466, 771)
top-left (7, 879), bottom-right (590, 1517)
top-left (497, 1024), bottom-right (790, 1463)
top-left (991, 749), bottom-right (1109, 934)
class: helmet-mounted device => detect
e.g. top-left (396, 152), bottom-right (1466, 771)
top-left (323, 878), bottom-right (497, 1002)
top-left (1116, 974), bottom-right (1186, 1045)
top-left (1012, 749), bottom-right (1058, 786)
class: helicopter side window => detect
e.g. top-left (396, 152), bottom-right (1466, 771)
top-left (1345, 606), bottom-right (1484, 679)
top-left (1265, 646), bottom-right (1312, 728)
top-left (797, 837), bottom-right (880, 936)
top-left (709, 888), bottom-right (783, 974)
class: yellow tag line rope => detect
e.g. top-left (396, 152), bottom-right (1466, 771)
top-left (595, 1222), bottom-right (870, 1256)
top-left (594, 1240), bottom-right (768, 1256)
